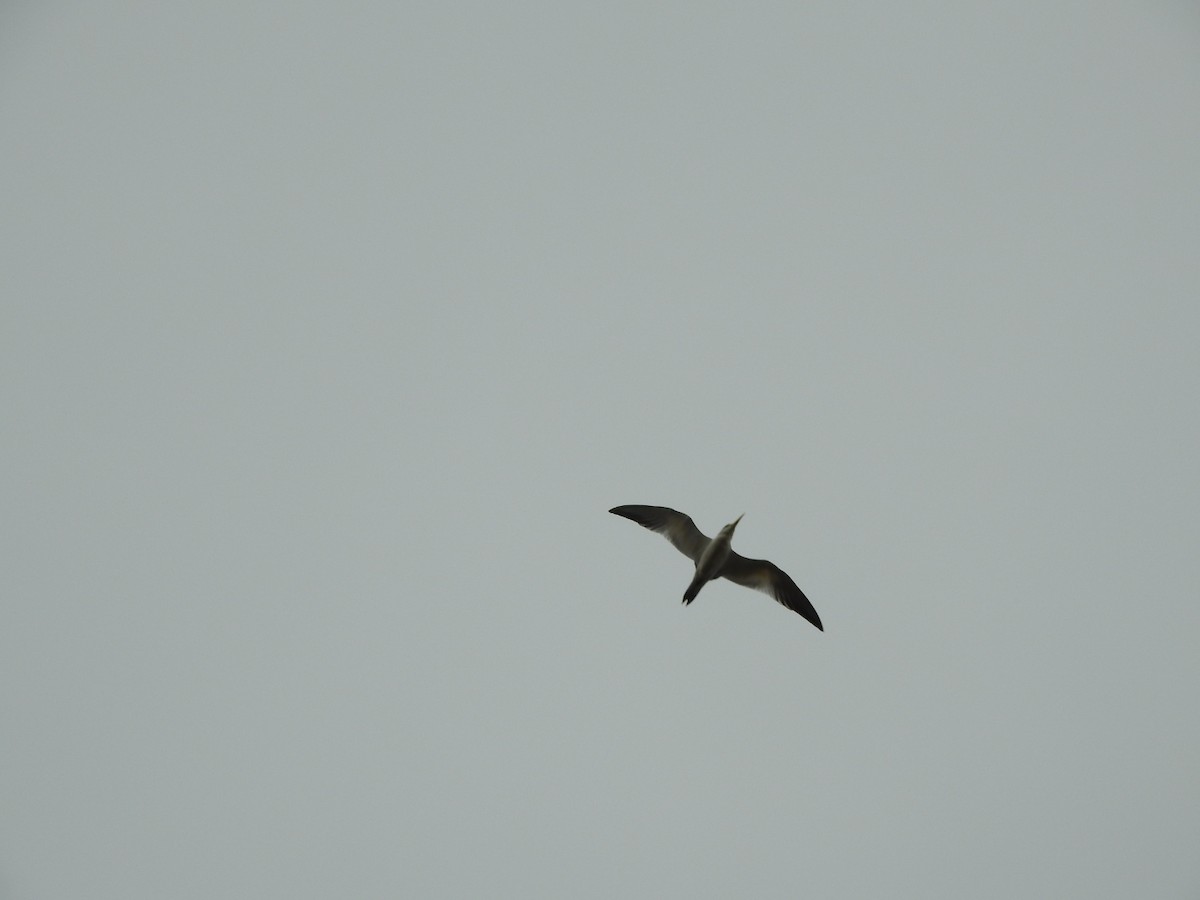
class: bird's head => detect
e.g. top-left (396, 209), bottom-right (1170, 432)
top-left (721, 514), bottom-right (744, 536)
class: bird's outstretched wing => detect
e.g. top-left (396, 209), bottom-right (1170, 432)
top-left (609, 505), bottom-right (710, 563)
top-left (720, 552), bottom-right (823, 631)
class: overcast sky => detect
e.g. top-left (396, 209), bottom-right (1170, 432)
top-left (3, 3), bottom-right (1199, 898)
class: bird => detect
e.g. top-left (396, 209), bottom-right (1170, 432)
top-left (609, 505), bottom-right (823, 631)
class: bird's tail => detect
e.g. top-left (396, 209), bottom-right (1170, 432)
top-left (682, 571), bottom-right (707, 605)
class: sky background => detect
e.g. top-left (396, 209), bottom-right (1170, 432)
top-left (3, 3), bottom-right (1199, 898)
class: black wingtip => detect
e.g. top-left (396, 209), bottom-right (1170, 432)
top-left (796, 607), bottom-right (824, 631)
top-left (609, 505), bottom-right (647, 524)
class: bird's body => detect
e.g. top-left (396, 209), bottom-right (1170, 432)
top-left (683, 513), bottom-right (740, 603)
top-left (609, 505), bottom-right (823, 631)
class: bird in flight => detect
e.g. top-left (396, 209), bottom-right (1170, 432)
top-left (609, 505), bottom-right (823, 631)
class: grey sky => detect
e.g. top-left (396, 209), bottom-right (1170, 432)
top-left (3, 3), bottom-right (1198, 898)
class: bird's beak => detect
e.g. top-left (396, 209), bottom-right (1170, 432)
top-left (733, 514), bottom-right (744, 528)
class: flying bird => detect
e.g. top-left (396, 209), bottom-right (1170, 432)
top-left (609, 505), bottom-right (823, 631)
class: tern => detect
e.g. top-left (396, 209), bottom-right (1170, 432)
top-left (609, 505), bottom-right (823, 630)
